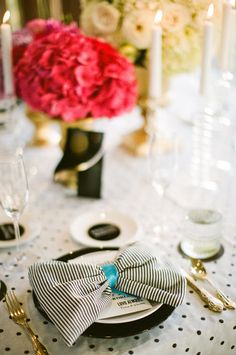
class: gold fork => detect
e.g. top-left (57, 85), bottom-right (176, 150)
top-left (5, 291), bottom-right (49, 355)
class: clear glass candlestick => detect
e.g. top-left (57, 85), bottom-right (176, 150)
top-left (214, 70), bottom-right (236, 117)
top-left (147, 130), bottom-right (178, 241)
top-left (0, 94), bottom-right (18, 152)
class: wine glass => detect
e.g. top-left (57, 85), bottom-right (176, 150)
top-left (148, 131), bottom-right (177, 241)
top-left (0, 152), bottom-right (29, 269)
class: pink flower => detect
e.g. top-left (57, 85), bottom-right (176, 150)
top-left (0, 19), bottom-right (80, 96)
top-left (26, 19), bottom-right (62, 36)
top-left (26, 18), bottom-right (79, 38)
top-left (15, 27), bottom-right (137, 121)
top-left (12, 19), bottom-right (79, 66)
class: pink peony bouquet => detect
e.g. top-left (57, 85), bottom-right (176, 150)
top-left (14, 20), bottom-right (137, 122)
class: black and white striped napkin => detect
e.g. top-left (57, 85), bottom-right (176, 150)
top-left (28, 246), bottom-right (186, 346)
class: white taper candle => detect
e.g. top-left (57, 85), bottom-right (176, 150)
top-left (219, 1), bottom-right (232, 72)
top-left (1, 11), bottom-right (14, 96)
top-left (200, 4), bottom-right (214, 96)
top-left (148, 10), bottom-right (163, 102)
top-left (229, 1), bottom-right (236, 73)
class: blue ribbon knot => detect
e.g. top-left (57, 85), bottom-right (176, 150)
top-left (101, 264), bottom-right (118, 289)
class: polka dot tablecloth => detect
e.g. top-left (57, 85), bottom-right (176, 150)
top-left (0, 107), bottom-right (236, 355)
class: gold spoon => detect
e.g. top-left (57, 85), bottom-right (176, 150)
top-left (190, 258), bottom-right (235, 310)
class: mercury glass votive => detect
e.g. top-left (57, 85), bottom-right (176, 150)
top-left (180, 208), bottom-right (222, 259)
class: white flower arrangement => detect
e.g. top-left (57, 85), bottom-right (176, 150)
top-left (80, 0), bottom-right (221, 78)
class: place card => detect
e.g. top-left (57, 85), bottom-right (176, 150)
top-left (98, 292), bottom-right (152, 320)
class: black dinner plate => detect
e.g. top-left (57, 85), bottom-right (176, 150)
top-left (33, 247), bottom-right (175, 338)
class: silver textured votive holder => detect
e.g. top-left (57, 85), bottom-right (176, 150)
top-left (180, 208), bottom-right (222, 259)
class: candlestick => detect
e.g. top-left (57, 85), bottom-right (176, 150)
top-left (219, 1), bottom-right (233, 72)
top-left (148, 10), bottom-right (163, 103)
top-left (1, 11), bottom-right (14, 96)
top-left (200, 4), bottom-right (214, 97)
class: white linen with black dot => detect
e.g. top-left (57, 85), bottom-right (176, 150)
top-left (0, 108), bottom-right (236, 354)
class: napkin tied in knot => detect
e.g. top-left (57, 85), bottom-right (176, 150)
top-left (29, 246), bottom-right (186, 346)
top-left (101, 264), bottom-right (118, 289)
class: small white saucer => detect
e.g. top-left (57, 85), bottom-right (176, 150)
top-left (70, 209), bottom-right (139, 247)
top-left (0, 213), bottom-right (40, 248)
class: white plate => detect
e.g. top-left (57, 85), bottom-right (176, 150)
top-left (69, 249), bottom-right (161, 324)
top-left (0, 213), bottom-right (40, 248)
top-left (70, 209), bottom-right (139, 248)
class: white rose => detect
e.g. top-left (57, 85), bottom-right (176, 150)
top-left (193, 9), bottom-right (206, 29)
top-left (175, 0), bottom-right (207, 9)
top-left (175, 0), bottom-right (202, 8)
top-left (162, 3), bottom-right (191, 33)
top-left (80, 2), bottom-right (120, 36)
top-left (123, 0), bottom-right (159, 12)
top-left (177, 0), bottom-right (221, 13)
top-left (162, 28), bottom-right (201, 75)
top-left (121, 10), bottom-right (155, 49)
top-left (190, 0), bottom-right (219, 10)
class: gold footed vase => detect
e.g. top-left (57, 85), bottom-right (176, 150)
top-left (26, 107), bottom-right (93, 148)
top-left (26, 108), bottom-right (60, 146)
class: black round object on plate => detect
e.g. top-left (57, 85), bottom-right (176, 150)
top-left (0, 280), bottom-right (7, 301)
top-left (32, 247), bottom-right (175, 338)
top-left (0, 223), bottom-right (25, 241)
top-left (88, 223), bottom-right (121, 241)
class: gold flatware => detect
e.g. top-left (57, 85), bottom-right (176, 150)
top-left (5, 291), bottom-right (49, 355)
top-left (180, 268), bottom-right (224, 312)
top-left (190, 258), bottom-right (235, 310)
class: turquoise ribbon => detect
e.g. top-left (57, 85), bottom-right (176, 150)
top-left (101, 264), bottom-right (118, 289)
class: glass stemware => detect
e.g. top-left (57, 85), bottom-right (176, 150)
top-left (0, 153), bottom-right (29, 269)
top-left (148, 131), bottom-right (177, 241)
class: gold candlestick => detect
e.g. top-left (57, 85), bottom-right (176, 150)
top-left (122, 67), bottom-right (170, 157)
top-left (122, 96), bottom-right (161, 156)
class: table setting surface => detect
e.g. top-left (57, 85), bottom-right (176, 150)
top-left (0, 87), bottom-right (236, 355)
top-left (1, 1), bottom-right (236, 352)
